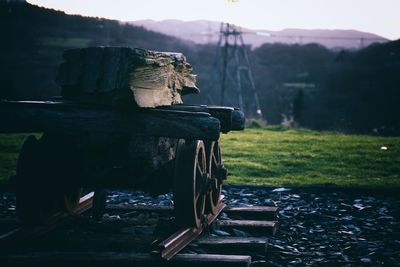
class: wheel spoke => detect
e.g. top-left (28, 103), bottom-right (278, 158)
top-left (197, 162), bottom-right (203, 176)
top-left (195, 192), bottom-right (205, 202)
top-left (212, 154), bottom-right (219, 167)
top-left (196, 185), bottom-right (204, 199)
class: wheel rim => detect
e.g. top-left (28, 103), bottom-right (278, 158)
top-left (194, 142), bottom-right (206, 222)
top-left (173, 140), bottom-right (207, 228)
top-left (205, 141), bottom-right (225, 215)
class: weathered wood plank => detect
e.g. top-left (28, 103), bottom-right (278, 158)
top-left (105, 204), bottom-right (173, 212)
top-left (0, 101), bottom-right (220, 141)
top-left (196, 236), bottom-right (267, 246)
top-left (217, 220), bottom-right (278, 236)
top-left (0, 252), bottom-right (251, 267)
top-left (160, 105), bottom-right (240, 133)
top-left (206, 106), bottom-right (233, 133)
top-left (58, 47), bottom-right (199, 108)
top-left (105, 204), bottom-right (277, 219)
top-left (231, 109), bottom-right (245, 131)
top-left (194, 237), bottom-right (268, 256)
top-left (223, 206), bottom-right (278, 220)
top-left (174, 254), bottom-right (251, 267)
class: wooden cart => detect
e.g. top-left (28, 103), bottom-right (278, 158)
top-left (0, 100), bottom-right (245, 228)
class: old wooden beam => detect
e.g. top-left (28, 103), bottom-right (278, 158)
top-left (217, 220), bottom-right (278, 236)
top-left (160, 105), bottom-right (244, 133)
top-left (0, 101), bottom-right (220, 141)
top-left (194, 237), bottom-right (268, 256)
top-left (27, 235), bottom-right (157, 252)
top-left (231, 109), bottom-right (245, 131)
top-left (0, 252), bottom-right (251, 267)
top-left (223, 206), bottom-right (278, 220)
top-left (105, 205), bottom-right (277, 220)
top-left (206, 106), bottom-right (233, 133)
top-left (105, 204), bottom-right (173, 213)
top-left (173, 254), bottom-right (251, 267)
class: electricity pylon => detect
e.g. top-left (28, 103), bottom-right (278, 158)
top-left (215, 23), bottom-right (263, 118)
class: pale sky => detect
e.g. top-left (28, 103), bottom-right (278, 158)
top-left (27, 0), bottom-right (400, 40)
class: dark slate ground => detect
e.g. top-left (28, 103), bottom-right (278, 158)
top-left (1, 186), bottom-right (399, 266)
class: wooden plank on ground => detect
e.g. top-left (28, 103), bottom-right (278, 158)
top-left (0, 252), bottom-right (251, 267)
top-left (217, 220), bottom-right (278, 236)
top-left (105, 204), bottom-right (278, 220)
top-left (223, 206), bottom-right (278, 220)
top-left (106, 204), bottom-right (173, 213)
top-left (194, 237), bottom-right (268, 256)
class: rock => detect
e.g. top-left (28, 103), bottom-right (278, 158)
top-left (271, 187), bottom-right (291, 193)
top-left (232, 228), bottom-right (248, 237)
top-left (213, 229), bottom-right (231, 236)
top-left (57, 47), bottom-right (199, 108)
top-left (102, 213), bottom-right (121, 221)
top-left (361, 257), bottom-right (371, 263)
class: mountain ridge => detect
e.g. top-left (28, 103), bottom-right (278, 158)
top-left (130, 19), bottom-right (388, 50)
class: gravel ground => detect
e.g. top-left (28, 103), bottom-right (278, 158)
top-left (106, 186), bottom-right (400, 266)
top-left (1, 186), bottom-right (400, 266)
top-left (223, 187), bottom-right (400, 266)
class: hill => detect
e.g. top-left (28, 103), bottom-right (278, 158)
top-left (130, 19), bottom-right (388, 50)
top-left (0, 1), bottom-right (189, 99)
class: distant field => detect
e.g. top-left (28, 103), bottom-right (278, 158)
top-left (220, 126), bottom-right (400, 188)
top-left (1, 128), bottom-right (399, 188)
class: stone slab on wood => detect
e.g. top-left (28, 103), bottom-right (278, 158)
top-left (57, 47), bottom-right (199, 108)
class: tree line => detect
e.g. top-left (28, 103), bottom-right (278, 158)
top-left (1, 2), bottom-right (399, 135)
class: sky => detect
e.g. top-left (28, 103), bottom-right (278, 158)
top-left (27, 0), bottom-right (400, 40)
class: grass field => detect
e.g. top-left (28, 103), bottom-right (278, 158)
top-left (0, 134), bottom-right (32, 183)
top-left (220, 126), bottom-right (400, 188)
top-left (1, 128), bottom-right (399, 188)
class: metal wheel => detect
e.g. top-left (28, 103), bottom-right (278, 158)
top-left (16, 134), bottom-right (83, 225)
top-left (173, 140), bottom-right (207, 228)
top-left (205, 141), bottom-right (227, 215)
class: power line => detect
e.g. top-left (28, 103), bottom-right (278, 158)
top-left (196, 28), bottom-right (386, 49)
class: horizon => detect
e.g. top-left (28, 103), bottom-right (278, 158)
top-left (131, 18), bottom-right (389, 37)
top-left (26, 0), bottom-right (400, 40)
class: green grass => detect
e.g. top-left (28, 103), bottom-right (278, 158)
top-left (0, 134), bottom-right (42, 183)
top-left (0, 134), bottom-right (26, 182)
top-left (1, 129), bottom-right (399, 188)
top-left (220, 126), bottom-right (400, 188)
